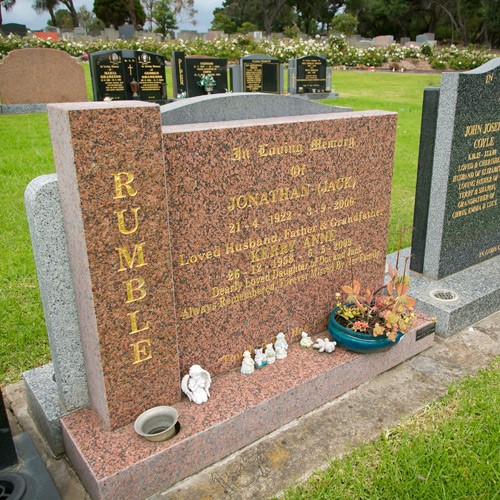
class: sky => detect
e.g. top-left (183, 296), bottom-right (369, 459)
top-left (2, 0), bottom-right (223, 33)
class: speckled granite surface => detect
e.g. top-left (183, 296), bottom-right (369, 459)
top-left (47, 103), bottom-right (397, 433)
top-left (61, 317), bottom-right (434, 500)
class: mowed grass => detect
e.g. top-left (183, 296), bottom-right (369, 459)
top-left (282, 357), bottom-right (500, 500)
top-left (324, 71), bottom-right (442, 250)
top-left (0, 70), bottom-right (438, 384)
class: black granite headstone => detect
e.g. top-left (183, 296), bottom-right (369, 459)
top-left (0, 23), bottom-right (28, 37)
top-left (171, 51), bottom-right (228, 98)
top-left (241, 54), bottom-right (280, 94)
top-left (0, 390), bottom-right (17, 470)
top-left (411, 59), bottom-right (500, 278)
top-left (289, 55), bottom-right (327, 94)
top-left (89, 50), bottom-right (167, 102)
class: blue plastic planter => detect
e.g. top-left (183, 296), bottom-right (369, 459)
top-left (328, 306), bottom-right (403, 353)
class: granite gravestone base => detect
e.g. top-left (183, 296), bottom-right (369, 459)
top-left (62, 324), bottom-right (433, 499)
top-left (409, 59), bottom-right (500, 336)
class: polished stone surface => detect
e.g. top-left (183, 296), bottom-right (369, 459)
top-left (160, 92), bottom-right (350, 126)
top-left (162, 110), bottom-right (397, 377)
top-left (48, 102), bottom-right (180, 430)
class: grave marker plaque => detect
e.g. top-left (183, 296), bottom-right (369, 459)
top-left (412, 58), bottom-right (500, 278)
top-left (89, 50), bottom-right (167, 102)
top-left (289, 55), bottom-right (327, 94)
top-left (241, 54), bottom-right (281, 93)
top-left (171, 51), bottom-right (228, 97)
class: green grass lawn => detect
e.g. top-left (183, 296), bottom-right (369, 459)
top-left (0, 70), bottom-right (440, 385)
top-left (282, 357), bottom-right (500, 499)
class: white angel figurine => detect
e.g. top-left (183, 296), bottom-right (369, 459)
top-left (240, 351), bottom-right (255, 375)
top-left (313, 338), bottom-right (337, 353)
top-left (181, 364), bottom-right (211, 404)
top-left (300, 331), bottom-right (313, 348)
top-left (274, 332), bottom-right (288, 360)
top-left (265, 343), bottom-right (276, 364)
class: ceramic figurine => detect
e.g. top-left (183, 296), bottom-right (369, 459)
top-left (181, 364), bottom-right (211, 404)
top-left (241, 351), bottom-right (255, 375)
top-left (313, 338), bottom-right (337, 353)
top-left (254, 347), bottom-right (267, 369)
top-left (265, 343), bottom-right (276, 364)
top-left (300, 331), bottom-right (313, 348)
top-left (274, 332), bottom-right (288, 360)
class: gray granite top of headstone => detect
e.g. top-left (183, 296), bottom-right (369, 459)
top-left (423, 58), bottom-right (500, 279)
top-left (160, 92), bottom-right (351, 126)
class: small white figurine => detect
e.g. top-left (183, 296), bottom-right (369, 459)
top-left (240, 351), bottom-right (255, 375)
top-left (300, 331), bottom-right (313, 348)
top-left (265, 343), bottom-right (276, 364)
top-left (274, 332), bottom-right (288, 360)
top-left (254, 347), bottom-right (267, 369)
top-left (313, 338), bottom-right (337, 353)
top-left (181, 364), bottom-right (211, 404)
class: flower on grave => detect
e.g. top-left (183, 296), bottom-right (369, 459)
top-left (176, 91), bottom-right (187, 99)
top-left (197, 74), bottom-right (216, 89)
top-left (333, 229), bottom-right (416, 342)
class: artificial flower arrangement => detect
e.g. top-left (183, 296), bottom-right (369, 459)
top-left (197, 74), bottom-right (216, 88)
top-left (333, 249), bottom-right (416, 343)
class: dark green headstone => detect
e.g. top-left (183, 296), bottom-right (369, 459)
top-left (171, 51), bottom-right (228, 98)
top-left (289, 55), bottom-right (327, 94)
top-left (414, 58), bottom-right (500, 279)
top-left (89, 50), bottom-right (167, 102)
top-left (410, 87), bottom-right (440, 273)
top-left (0, 390), bottom-right (17, 469)
top-left (241, 55), bottom-right (280, 94)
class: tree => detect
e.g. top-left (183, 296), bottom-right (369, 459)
top-left (47, 7), bottom-right (73, 28)
top-left (0, 0), bottom-right (16, 26)
top-left (152, 0), bottom-right (177, 36)
top-left (33, 0), bottom-right (59, 27)
top-left (331, 13), bottom-right (358, 35)
top-left (210, 10), bottom-right (238, 33)
top-left (77, 5), bottom-right (105, 31)
top-left (94, 0), bottom-right (145, 29)
top-left (171, 0), bottom-right (195, 25)
top-left (211, 0), bottom-right (296, 35)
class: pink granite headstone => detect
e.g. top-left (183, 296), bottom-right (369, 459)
top-left (48, 101), bottom-right (397, 430)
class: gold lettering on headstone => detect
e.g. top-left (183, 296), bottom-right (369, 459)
top-left (124, 277), bottom-right (147, 303)
top-left (127, 310), bottom-right (150, 335)
top-left (114, 207), bottom-right (141, 235)
top-left (112, 172), bottom-right (138, 199)
top-left (116, 242), bottom-right (147, 271)
top-left (130, 339), bottom-right (152, 364)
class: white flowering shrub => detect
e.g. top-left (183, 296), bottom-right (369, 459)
top-left (0, 32), bottom-right (495, 70)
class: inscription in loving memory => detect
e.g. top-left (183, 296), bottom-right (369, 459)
top-left (162, 114), bottom-right (396, 375)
